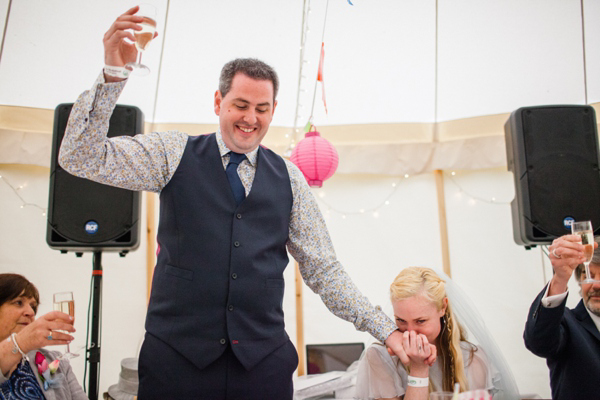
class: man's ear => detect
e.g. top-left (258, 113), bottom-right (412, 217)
top-left (214, 90), bottom-right (222, 115)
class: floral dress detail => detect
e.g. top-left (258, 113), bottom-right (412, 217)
top-left (0, 359), bottom-right (46, 400)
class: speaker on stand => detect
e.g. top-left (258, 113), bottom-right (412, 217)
top-left (505, 104), bottom-right (600, 248)
top-left (47, 103), bottom-right (142, 254)
top-left (46, 103), bottom-right (144, 400)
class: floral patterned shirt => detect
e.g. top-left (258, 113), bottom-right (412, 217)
top-left (58, 72), bottom-right (397, 343)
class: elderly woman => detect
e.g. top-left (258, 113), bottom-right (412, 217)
top-left (0, 273), bottom-right (86, 399)
top-left (355, 267), bottom-right (517, 400)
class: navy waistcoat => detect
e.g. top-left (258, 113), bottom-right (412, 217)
top-left (145, 133), bottom-right (293, 370)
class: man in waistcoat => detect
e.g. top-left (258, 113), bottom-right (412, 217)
top-left (524, 235), bottom-right (600, 399)
top-left (59, 6), bottom-right (409, 399)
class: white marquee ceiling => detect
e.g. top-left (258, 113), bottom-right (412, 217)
top-left (1, 0), bottom-right (599, 173)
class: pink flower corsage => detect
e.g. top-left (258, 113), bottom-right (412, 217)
top-left (34, 351), bottom-right (64, 390)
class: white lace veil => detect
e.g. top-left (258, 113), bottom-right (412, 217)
top-left (434, 268), bottom-right (520, 400)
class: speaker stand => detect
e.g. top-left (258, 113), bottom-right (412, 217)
top-left (87, 251), bottom-right (103, 400)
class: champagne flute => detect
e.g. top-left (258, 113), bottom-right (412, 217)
top-left (125, 4), bottom-right (157, 76)
top-left (571, 220), bottom-right (595, 284)
top-left (53, 292), bottom-right (79, 359)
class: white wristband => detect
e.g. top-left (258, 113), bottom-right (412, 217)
top-left (104, 65), bottom-right (131, 79)
top-left (407, 375), bottom-right (429, 387)
top-left (10, 333), bottom-right (26, 359)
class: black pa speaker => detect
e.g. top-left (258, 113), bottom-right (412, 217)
top-left (47, 103), bottom-right (143, 253)
top-left (505, 105), bottom-right (600, 247)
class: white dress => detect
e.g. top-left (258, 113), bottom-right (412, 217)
top-left (354, 341), bottom-right (497, 399)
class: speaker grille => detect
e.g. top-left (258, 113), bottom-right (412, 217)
top-left (47, 103), bottom-right (143, 252)
top-left (506, 105), bottom-right (600, 245)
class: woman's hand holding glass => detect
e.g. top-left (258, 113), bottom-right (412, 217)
top-left (13, 311), bottom-right (75, 355)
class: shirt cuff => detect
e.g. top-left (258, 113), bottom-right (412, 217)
top-left (372, 309), bottom-right (398, 343)
top-left (541, 284), bottom-right (568, 308)
top-left (87, 70), bottom-right (127, 114)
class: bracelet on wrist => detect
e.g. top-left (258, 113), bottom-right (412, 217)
top-left (104, 65), bottom-right (131, 79)
top-left (407, 375), bottom-right (429, 387)
top-left (9, 333), bottom-right (26, 359)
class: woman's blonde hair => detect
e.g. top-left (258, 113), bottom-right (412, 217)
top-left (390, 267), bottom-right (474, 393)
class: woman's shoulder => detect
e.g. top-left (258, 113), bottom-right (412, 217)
top-left (459, 341), bottom-right (489, 358)
top-left (459, 341), bottom-right (491, 368)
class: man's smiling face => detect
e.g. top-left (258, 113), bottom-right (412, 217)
top-left (214, 72), bottom-right (277, 153)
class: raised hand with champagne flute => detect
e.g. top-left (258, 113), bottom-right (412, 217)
top-left (103, 4), bottom-right (158, 81)
top-left (547, 231), bottom-right (599, 295)
top-left (525, 233), bottom-right (600, 399)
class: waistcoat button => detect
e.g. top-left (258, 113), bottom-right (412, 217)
top-left (232, 273), bottom-right (237, 279)
top-left (234, 241), bottom-right (240, 247)
top-left (228, 305), bottom-right (234, 311)
top-left (236, 213), bottom-right (242, 219)
top-left (220, 338), bottom-right (226, 345)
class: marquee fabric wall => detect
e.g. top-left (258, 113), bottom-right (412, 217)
top-left (2, 0), bottom-right (600, 397)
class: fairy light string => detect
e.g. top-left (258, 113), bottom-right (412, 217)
top-left (314, 170), bottom-right (510, 219)
top-left (315, 178), bottom-right (404, 219)
top-left (446, 171), bottom-right (510, 205)
top-left (1, 166), bottom-right (508, 221)
top-left (0, 174), bottom-right (47, 215)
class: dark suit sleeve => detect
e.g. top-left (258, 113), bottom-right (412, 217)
top-left (523, 285), bottom-right (569, 358)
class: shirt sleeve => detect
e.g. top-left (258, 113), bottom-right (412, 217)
top-left (284, 160), bottom-right (398, 343)
top-left (58, 71), bottom-right (187, 193)
top-left (541, 283), bottom-right (568, 309)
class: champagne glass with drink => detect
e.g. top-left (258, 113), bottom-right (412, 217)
top-left (53, 291), bottom-right (79, 359)
top-left (125, 4), bottom-right (157, 76)
top-left (571, 220), bottom-right (595, 284)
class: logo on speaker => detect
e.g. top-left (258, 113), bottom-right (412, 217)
top-left (85, 221), bottom-right (99, 235)
top-left (563, 217), bottom-right (575, 231)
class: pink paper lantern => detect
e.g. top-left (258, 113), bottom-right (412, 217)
top-left (290, 130), bottom-right (339, 188)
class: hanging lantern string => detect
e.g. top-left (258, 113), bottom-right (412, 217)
top-left (0, 174), bottom-right (47, 214)
top-left (290, 0), bottom-right (313, 149)
top-left (445, 171), bottom-right (510, 205)
top-left (309, 0), bottom-right (330, 121)
top-left (287, 0), bottom-right (332, 157)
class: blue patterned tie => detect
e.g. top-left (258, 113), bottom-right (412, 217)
top-left (226, 152), bottom-right (246, 205)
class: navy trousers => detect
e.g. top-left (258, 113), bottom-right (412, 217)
top-left (137, 333), bottom-right (298, 400)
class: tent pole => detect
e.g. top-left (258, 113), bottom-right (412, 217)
top-left (434, 170), bottom-right (452, 278)
top-left (295, 261), bottom-right (305, 376)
